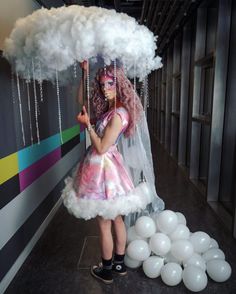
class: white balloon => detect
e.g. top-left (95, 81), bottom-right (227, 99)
top-left (149, 233), bottom-right (171, 256)
top-left (135, 216), bottom-right (156, 238)
top-left (189, 231), bottom-right (211, 253)
top-left (126, 240), bottom-right (151, 261)
top-left (150, 213), bottom-right (161, 231)
top-left (171, 240), bottom-right (194, 261)
top-left (156, 210), bottom-right (178, 234)
top-left (164, 251), bottom-right (182, 265)
top-left (202, 248), bottom-right (225, 262)
top-left (161, 262), bottom-right (183, 286)
top-left (169, 224), bottom-right (190, 241)
top-left (183, 253), bottom-right (206, 271)
top-left (183, 265), bottom-right (208, 292)
top-left (208, 238), bottom-right (219, 249)
top-left (124, 254), bottom-right (143, 269)
top-left (206, 259), bottom-right (232, 282)
top-left (127, 226), bottom-right (147, 244)
top-left (175, 212), bottom-right (187, 225)
top-left (142, 256), bottom-right (164, 278)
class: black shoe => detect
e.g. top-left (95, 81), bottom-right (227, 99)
top-left (90, 263), bottom-right (113, 284)
top-left (112, 261), bottom-right (127, 276)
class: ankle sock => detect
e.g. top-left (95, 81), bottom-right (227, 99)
top-left (102, 257), bottom-right (112, 270)
top-left (114, 253), bottom-right (125, 263)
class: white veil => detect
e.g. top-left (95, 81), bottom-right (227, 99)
top-left (118, 109), bottom-right (165, 228)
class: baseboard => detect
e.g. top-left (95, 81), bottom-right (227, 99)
top-left (0, 197), bottom-right (63, 294)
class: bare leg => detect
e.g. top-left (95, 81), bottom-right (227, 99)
top-left (112, 215), bottom-right (127, 254)
top-left (97, 216), bottom-right (113, 259)
top-left (91, 217), bottom-right (114, 284)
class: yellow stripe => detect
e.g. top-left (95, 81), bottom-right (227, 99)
top-left (0, 153), bottom-right (19, 184)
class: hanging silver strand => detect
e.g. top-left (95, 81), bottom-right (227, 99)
top-left (11, 68), bottom-right (16, 104)
top-left (140, 79), bottom-right (144, 106)
top-left (145, 75), bottom-right (149, 109)
top-left (133, 62), bottom-right (136, 126)
top-left (32, 58), bottom-right (40, 144)
top-left (38, 60), bottom-right (43, 102)
top-left (114, 59), bottom-right (117, 113)
top-left (26, 79), bottom-right (34, 144)
top-left (56, 66), bottom-right (63, 144)
top-left (16, 72), bottom-right (26, 146)
top-left (123, 60), bottom-right (127, 77)
top-left (73, 60), bottom-right (77, 78)
top-left (104, 61), bottom-right (107, 76)
top-left (144, 60), bottom-right (149, 111)
top-left (86, 59), bottom-right (90, 117)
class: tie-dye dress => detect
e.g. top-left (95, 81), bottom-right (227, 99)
top-left (62, 106), bottom-right (152, 220)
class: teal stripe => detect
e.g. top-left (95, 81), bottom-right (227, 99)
top-left (80, 131), bottom-right (85, 142)
top-left (18, 134), bottom-right (61, 172)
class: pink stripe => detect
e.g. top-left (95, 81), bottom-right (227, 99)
top-left (80, 123), bottom-right (86, 132)
top-left (19, 147), bottom-right (61, 191)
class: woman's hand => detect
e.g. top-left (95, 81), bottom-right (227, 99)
top-left (77, 106), bottom-right (90, 127)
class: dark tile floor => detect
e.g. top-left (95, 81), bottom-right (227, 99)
top-left (5, 140), bottom-right (236, 294)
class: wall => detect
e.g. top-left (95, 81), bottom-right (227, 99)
top-left (0, 1), bottom-right (86, 292)
top-left (0, 0), bottom-right (40, 50)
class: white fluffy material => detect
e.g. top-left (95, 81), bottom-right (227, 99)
top-left (61, 177), bottom-right (153, 220)
top-left (3, 5), bottom-right (162, 81)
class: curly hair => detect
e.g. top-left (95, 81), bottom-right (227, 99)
top-left (90, 65), bottom-right (143, 137)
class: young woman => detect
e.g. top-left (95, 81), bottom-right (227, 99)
top-left (62, 62), bottom-right (155, 284)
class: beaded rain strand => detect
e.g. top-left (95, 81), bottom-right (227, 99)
top-left (73, 61), bottom-right (77, 78)
top-left (11, 68), bottom-right (16, 104)
top-left (123, 60), bottom-right (127, 77)
top-left (32, 59), bottom-right (40, 144)
top-left (55, 66), bottom-right (63, 144)
top-left (16, 71), bottom-right (26, 146)
top-left (133, 62), bottom-right (136, 127)
top-left (144, 75), bottom-right (149, 111)
top-left (114, 59), bottom-right (117, 113)
top-left (26, 79), bottom-right (34, 145)
top-left (38, 60), bottom-right (43, 102)
top-left (144, 61), bottom-right (149, 112)
top-left (86, 59), bottom-right (90, 117)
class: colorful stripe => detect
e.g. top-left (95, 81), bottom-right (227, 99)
top-left (0, 125), bottom-right (85, 188)
top-left (0, 153), bottom-right (19, 184)
top-left (80, 130), bottom-right (85, 142)
top-left (19, 147), bottom-right (61, 191)
top-left (18, 134), bottom-right (61, 172)
top-left (62, 125), bottom-right (80, 143)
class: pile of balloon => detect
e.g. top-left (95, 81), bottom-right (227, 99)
top-left (125, 210), bottom-right (232, 292)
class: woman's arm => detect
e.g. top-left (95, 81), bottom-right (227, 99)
top-left (77, 106), bottom-right (122, 155)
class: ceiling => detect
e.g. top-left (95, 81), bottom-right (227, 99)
top-left (36, 0), bottom-right (203, 53)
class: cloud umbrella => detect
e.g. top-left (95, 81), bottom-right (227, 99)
top-left (3, 5), bottom-right (162, 82)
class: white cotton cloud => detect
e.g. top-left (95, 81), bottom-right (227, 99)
top-left (3, 5), bottom-right (162, 82)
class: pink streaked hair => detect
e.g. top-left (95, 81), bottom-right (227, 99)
top-left (90, 65), bottom-right (143, 137)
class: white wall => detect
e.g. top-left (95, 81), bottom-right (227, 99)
top-left (0, 0), bottom-right (40, 50)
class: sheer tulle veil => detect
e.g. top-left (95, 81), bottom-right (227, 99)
top-left (118, 109), bottom-right (165, 228)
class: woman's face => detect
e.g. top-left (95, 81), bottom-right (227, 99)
top-left (99, 75), bottom-right (116, 101)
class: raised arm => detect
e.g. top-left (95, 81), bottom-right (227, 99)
top-left (77, 106), bottom-right (122, 154)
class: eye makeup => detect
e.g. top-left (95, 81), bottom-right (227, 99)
top-left (100, 80), bottom-right (115, 89)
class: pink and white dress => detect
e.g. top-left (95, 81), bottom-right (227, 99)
top-left (62, 106), bottom-right (152, 220)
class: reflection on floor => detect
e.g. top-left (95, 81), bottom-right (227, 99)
top-left (5, 140), bottom-right (236, 294)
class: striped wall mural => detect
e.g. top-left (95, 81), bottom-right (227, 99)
top-left (0, 125), bottom-right (86, 286)
top-left (0, 47), bottom-right (87, 291)
top-left (0, 124), bottom-right (85, 208)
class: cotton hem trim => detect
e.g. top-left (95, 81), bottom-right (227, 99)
top-left (61, 177), bottom-right (152, 220)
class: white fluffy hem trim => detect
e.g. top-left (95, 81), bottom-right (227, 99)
top-left (61, 177), bottom-right (153, 220)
